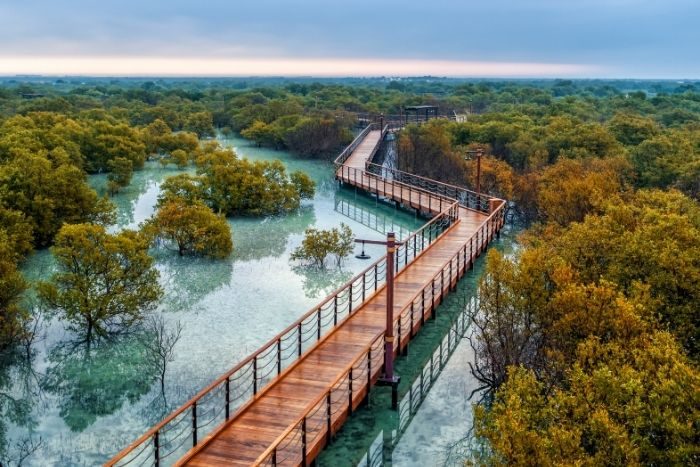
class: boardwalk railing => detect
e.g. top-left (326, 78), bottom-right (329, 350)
top-left (337, 164), bottom-right (456, 215)
top-left (334, 123), bottom-right (389, 166)
top-left (253, 332), bottom-right (386, 466)
top-left (365, 162), bottom-right (491, 213)
top-left (251, 206), bottom-right (505, 467)
top-left (334, 197), bottom-right (414, 240)
top-left (107, 201), bottom-right (460, 467)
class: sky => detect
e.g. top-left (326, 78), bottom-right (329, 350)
top-left (0, 0), bottom-right (698, 78)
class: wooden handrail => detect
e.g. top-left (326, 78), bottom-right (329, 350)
top-left (251, 331), bottom-right (385, 465)
top-left (365, 161), bottom-right (499, 209)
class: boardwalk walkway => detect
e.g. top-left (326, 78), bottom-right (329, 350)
top-left (108, 123), bottom-right (505, 467)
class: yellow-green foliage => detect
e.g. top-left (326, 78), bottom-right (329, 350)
top-left (146, 199), bottom-right (233, 259)
top-left (291, 223), bottom-right (353, 268)
top-left (38, 224), bottom-right (162, 344)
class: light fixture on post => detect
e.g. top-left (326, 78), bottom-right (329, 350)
top-left (354, 232), bottom-right (404, 409)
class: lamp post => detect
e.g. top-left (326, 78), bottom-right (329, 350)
top-left (354, 232), bottom-right (402, 409)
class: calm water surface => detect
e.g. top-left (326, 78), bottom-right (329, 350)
top-left (3, 136), bottom-right (424, 466)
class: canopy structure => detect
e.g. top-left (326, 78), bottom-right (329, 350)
top-left (402, 105), bottom-right (439, 124)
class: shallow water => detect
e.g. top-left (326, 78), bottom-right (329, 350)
top-left (3, 136), bottom-right (424, 466)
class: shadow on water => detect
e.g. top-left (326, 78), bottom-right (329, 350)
top-left (230, 204), bottom-right (317, 262)
top-left (154, 251), bottom-right (235, 313)
top-left (292, 265), bottom-right (354, 300)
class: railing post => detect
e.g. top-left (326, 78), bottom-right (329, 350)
top-left (449, 260), bottom-right (453, 290)
top-left (225, 376), bottom-right (230, 420)
top-left (301, 418), bottom-right (308, 467)
top-left (374, 264), bottom-right (378, 290)
top-left (317, 309), bottom-right (322, 340)
top-left (397, 315), bottom-right (402, 355)
top-left (348, 368), bottom-right (354, 415)
top-left (470, 237), bottom-right (474, 269)
top-left (277, 339), bottom-right (282, 375)
top-left (362, 273), bottom-right (366, 302)
top-left (349, 283), bottom-right (353, 313)
top-left (326, 392), bottom-right (333, 445)
top-left (421, 289), bottom-right (426, 325)
top-left (298, 323), bottom-right (303, 356)
top-left (367, 349), bottom-right (372, 406)
top-left (192, 401), bottom-right (198, 447)
top-left (253, 358), bottom-right (258, 395)
top-left (463, 245), bottom-right (467, 277)
top-left (154, 432), bottom-right (160, 467)
top-left (441, 267), bottom-right (446, 293)
top-left (410, 302), bottom-right (415, 337)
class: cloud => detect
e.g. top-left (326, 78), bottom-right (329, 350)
top-left (0, 0), bottom-right (698, 77)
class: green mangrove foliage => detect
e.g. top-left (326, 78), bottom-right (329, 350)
top-left (38, 224), bottom-right (163, 345)
top-left (291, 223), bottom-right (354, 268)
top-left (158, 143), bottom-right (315, 216)
top-left (144, 198), bottom-right (233, 259)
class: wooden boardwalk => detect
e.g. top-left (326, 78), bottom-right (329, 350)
top-left (107, 124), bottom-right (505, 467)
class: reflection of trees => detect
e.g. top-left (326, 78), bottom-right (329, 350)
top-left (154, 252), bottom-right (234, 312)
top-left (333, 191), bottom-right (417, 241)
top-left (292, 265), bottom-right (353, 300)
top-left (232, 205), bottom-right (316, 262)
top-left (0, 350), bottom-right (41, 464)
top-left (41, 336), bottom-right (155, 432)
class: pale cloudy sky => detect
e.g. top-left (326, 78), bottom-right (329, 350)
top-left (0, 0), bottom-right (697, 78)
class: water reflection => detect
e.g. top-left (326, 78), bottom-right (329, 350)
top-left (292, 265), bottom-right (354, 300)
top-left (41, 337), bottom-right (155, 432)
top-left (154, 252), bottom-right (234, 312)
top-left (90, 162), bottom-right (192, 231)
top-left (334, 191), bottom-right (417, 241)
top-left (231, 205), bottom-right (316, 262)
top-left (0, 351), bottom-right (40, 465)
top-left (13, 136), bottom-right (426, 464)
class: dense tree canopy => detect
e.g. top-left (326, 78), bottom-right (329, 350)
top-left (145, 199), bottom-right (233, 259)
top-left (469, 188), bottom-right (700, 465)
top-left (157, 143), bottom-right (316, 216)
top-left (0, 80), bottom-right (699, 464)
top-left (38, 224), bottom-right (163, 345)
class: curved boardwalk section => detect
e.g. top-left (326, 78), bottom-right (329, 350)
top-left (107, 123), bottom-right (506, 467)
